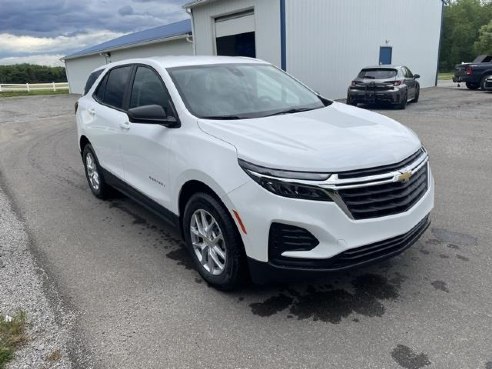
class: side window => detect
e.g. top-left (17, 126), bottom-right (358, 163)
top-left (129, 66), bottom-right (170, 113)
top-left (94, 73), bottom-right (108, 102)
top-left (100, 66), bottom-right (132, 109)
top-left (403, 67), bottom-right (413, 78)
top-left (84, 69), bottom-right (104, 95)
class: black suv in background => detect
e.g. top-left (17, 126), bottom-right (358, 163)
top-left (347, 66), bottom-right (420, 109)
top-left (453, 55), bottom-right (492, 90)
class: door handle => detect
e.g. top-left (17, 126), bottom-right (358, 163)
top-left (120, 121), bottom-right (130, 130)
top-left (88, 108), bottom-right (96, 116)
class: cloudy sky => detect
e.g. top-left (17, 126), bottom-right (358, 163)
top-left (0, 0), bottom-right (189, 66)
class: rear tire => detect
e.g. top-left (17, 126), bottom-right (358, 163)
top-left (183, 193), bottom-right (247, 290)
top-left (82, 144), bottom-right (111, 199)
top-left (466, 82), bottom-right (479, 90)
top-left (397, 92), bottom-right (408, 110)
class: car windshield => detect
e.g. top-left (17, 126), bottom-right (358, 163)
top-left (358, 69), bottom-right (397, 79)
top-left (167, 63), bottom-right (326, 119)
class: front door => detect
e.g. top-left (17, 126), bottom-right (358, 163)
top-left (379, 47), bottom-right (392, 65)
top-left (120, 65), bottom-right (174, 208)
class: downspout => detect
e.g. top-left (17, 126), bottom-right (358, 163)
top-left (435, 0), bottom-right (445, 86)
top-left (186, 7), bottom-right (197, 55)
top-left (280, 0), bottom-right (286, 71)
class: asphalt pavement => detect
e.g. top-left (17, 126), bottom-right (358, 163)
top-left (0, 85), bottom-right (491, 369)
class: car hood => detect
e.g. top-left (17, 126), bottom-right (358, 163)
top-left (197, 102), bottom-right (421, 172)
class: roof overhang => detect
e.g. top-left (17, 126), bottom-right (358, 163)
top-left (183, 0), bottom-right (221, 9)
top-left (62, 34), bottom-right (190, 62)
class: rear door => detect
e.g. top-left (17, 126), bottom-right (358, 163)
top-left (86, 65), bottom-right (133, 180)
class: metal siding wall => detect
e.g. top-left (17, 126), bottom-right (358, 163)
top-left (285, 0), bottom-right (443, 99)
top-left (192, 0), bottom-right (281, 67)
top-left (65, 39), bottom-right (193, 94)
top-left (65, 55), bottom-right (106, 94)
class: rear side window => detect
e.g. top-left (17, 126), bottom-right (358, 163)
top-left (358, 69), bottom-right (397, 79)
top-left (83, 69), bottom-right (104, 95)
top-left (129, 66), bottom-right (171, 112)
top-left (95, 66), bottom-right (132, 109)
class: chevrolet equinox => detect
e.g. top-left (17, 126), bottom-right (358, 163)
top-left (76, 56), bottom-right (434, 290)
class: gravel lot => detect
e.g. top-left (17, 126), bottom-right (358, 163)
top-left (0, 178), bottom-right (73, 368)
top-left (0, 85), bottom-right (491, 369)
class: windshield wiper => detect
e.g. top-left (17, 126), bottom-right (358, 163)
top-left (201, 115), bottom-right (243, 120)
top-left (264, 107), bottom-right (316, 117)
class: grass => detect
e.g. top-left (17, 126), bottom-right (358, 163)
top-left (0, 90), bottom-right (69, 98)
top-left (0, 311), bottom-right (27, 369)
top-left (438, 72), bottom-right (454, 80)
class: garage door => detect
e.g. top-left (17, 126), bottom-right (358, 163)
top-left (215, 10), bottom-right (256, 58)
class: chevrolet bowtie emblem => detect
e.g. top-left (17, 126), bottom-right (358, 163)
top-left (397, 171), bottom-right (412, 183)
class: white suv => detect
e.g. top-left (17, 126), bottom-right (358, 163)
top-left (76, 56), bottom-right (434, 290)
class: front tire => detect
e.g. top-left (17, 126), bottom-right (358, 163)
top-left (480, 75), bottom-right (492, 90)
top-left (82, 144), bottom-right (111, 199)
top-left (413, 85), bottom-right (420, 103)
top-left (466, 82), bottom-right (479, 90)
top-left (183, 193), bottom-right (247, 290)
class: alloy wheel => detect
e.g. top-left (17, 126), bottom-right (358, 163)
top-left (190, 209), bottom-right (227, 276)
top-left (85, 152), bottom-right (100, 191)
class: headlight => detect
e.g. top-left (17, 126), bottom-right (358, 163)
top-left (238, 159), bottom-right (333, 201)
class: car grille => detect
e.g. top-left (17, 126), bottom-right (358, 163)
top-left (338, 148), bottom-right (425, 179)
top-left (337, 162), bottom-right (428, 220)
top-left (270, 215), bottom-right (430, 270)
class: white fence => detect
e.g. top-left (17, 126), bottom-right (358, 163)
top-left (0, 82), bottom-right (69, 92)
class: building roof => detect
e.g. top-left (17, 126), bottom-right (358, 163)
top-left (63, 19), bottom-right (192, 60)
top-left (183, 0), bottom-right (220, 9)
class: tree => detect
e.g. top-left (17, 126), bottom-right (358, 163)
top-left (0, 64), bottom-right (67, 84)
top-left (439, 0), bottom-right (492, 71)
top-left (474, 20), bottom-right (492, 54)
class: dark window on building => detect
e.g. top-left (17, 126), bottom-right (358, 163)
top-left (216, 32), bottom-right (256, 58)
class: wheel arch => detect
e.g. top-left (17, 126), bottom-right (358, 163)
top-left (177, 179), bottom-right (245, 245)
top-left (79, 135), bottom-right (91, 154)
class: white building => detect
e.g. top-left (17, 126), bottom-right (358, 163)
top-left (64, 0), bottom-right (444, 98)
top-left (63, 20), bottom-right (193, 94)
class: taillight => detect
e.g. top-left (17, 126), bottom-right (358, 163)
top-left (351, 81), bottom-right (357, 86)
top-left (466, 66), bottom-right (473, 75)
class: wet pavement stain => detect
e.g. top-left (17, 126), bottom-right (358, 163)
top-left (486, 361), bottom-right (492, 369)
top-left (447, 243), bottom-right (460, 250)
top-left (391, 344), bottom-right (431, 369)
top-left (166, 247), bottom-right (194, 270)
top-left (431, 280), bottom-right (449, 293)
top-left (431, 228), bottom-right (478, 246)
top-left (456, 254), bottom-right (469, 261)
top-left (439, 254), bottom-right (449, 259)
top-left (250, 294), bottom-right (294, 317)
top-left (249, 273), bottom-right (402, 323)
top-left (109, 201), bottom-right (147, 225)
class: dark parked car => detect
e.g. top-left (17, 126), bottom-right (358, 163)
top-left (347, 65), bottom-right (420, 109)
top-left (452, 55), bottom-right (492, 90)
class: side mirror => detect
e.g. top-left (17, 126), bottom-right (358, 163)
top-left (414, 74), bottom-right (420, 79)
top-left (127, 104), bottom-right (179, 128)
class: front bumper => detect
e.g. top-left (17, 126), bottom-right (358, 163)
top-left (347, 88), bottom-right (403, 104)
top-left (247, 215), bottom-right (430, 284)
top-left (228, 163), bottom-right (434, 283)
